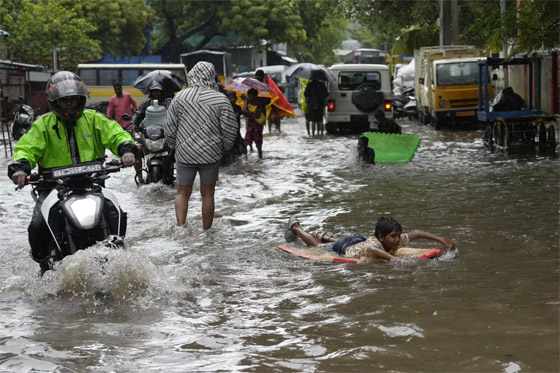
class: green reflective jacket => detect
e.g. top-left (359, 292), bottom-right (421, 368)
top-left (13, 109), bottom-right (134, 170)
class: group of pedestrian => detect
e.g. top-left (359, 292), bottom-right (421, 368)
top-left (8, 61), bottom-right (446, 275)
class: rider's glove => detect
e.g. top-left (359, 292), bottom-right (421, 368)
top-left (12, 170), bottom-right (27, 189)
top-left (120, 152), bottom-right (136, 168)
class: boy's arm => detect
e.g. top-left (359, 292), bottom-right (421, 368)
top-left (408, 231), bottom-right (455, 251)
top-left (366, 246), bottom-right (394, 260)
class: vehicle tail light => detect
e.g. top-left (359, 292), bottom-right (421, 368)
top-left (384, 100), bottom-right (392, 111)
top-left (327, 99), bottom-right (335, 112)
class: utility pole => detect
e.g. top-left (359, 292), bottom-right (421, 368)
top-left (500, 0), bottom-right (509, 87)
top-left (439, 0), bottom-right (460, 46)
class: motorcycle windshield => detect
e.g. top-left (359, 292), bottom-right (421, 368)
top-left (145, 124), bottom-right (164, 140)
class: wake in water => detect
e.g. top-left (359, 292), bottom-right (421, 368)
top-left (34, 243), bottom-right (163, 304)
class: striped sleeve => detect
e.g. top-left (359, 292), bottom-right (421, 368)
top-left (164, 97), bottom-right (179, 149)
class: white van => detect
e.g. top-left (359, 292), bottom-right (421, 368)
top-left (325, 64), bottom-right (393, 134)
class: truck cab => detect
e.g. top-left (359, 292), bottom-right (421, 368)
top-left (414, 46), bottom-right (488, 129)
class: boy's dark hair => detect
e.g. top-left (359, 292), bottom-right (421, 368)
top-left (113, 82), bottom-right (122, 88)
top-left (247, 88), bottom-right (258, 96)
top-left (374, 217), bottom-right (402, 239)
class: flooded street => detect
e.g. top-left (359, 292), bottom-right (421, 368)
top-left (0, 114), bottom-right (558, 372)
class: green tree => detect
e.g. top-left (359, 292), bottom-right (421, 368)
top-left (0, 0), bottom-right (101, 69)
top-left (346, 0), bottom-right (559, 55)
top-left (151, 0), bottom-right (312, 63)
top-left (289, 0), bottom-right (348, 65)
top-left (150, 0), bottom-right (228, 62)
top-left (468, 0), bottom-right (559, 56)
top-left (344, 0), bottom-right (438, 51)
top-left (58, 0), bottom-right (154, 57)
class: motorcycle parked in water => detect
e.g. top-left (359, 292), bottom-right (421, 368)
top-left (126, 100), bottom-right (174, 185)
top-left (403, 96), bottom-right (418, 120)
top-left (392, 87), bottom-right (415, 120)
top-left (26, 158), bottom-right (127, 272)
top-left (11, 104), bottom-right (34, 141)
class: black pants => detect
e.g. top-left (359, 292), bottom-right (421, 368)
top-left (28, 194), bottom-right (52, 263)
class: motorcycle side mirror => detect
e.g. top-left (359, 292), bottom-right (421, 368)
top-left (121, 113), bottom-right (131, 121)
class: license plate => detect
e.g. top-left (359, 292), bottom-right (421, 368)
top-left (52, 163), bottom-right (102, 178)
top-left (456, 110), bottom-right (475, 117)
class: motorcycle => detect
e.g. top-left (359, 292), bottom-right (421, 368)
top-left (126, 100), bottom-right (174, 185)
top-left (11, 103), bottom-right (35, 141)
top-left (26, 158), bottom-right (127, 272)
top-left (403, 96), bottom-right (418, 120)
top-left (392, 87), bottom-right (415, 120)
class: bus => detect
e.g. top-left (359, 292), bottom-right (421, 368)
top-left (180, 50), bottom-right (233, 86)
top-left (343, 48), bottom-right (389, 65)
top-left (76, 63), bottom-right (188, 108)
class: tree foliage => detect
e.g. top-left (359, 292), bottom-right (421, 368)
top-left (343, 0), bottom-right (439, 51)
top-left (346, 0), bottom-right (559, 55)
top-left (468, 0), bottom-right (559, 56)
top-left (58, 0), bottom-right (155, 57)
top-left (288, 0), bottom-right (348, 65)
top-left (0, 0), bottom-right (101, 69)
top-left (151, 0), bottom-right (311, 63)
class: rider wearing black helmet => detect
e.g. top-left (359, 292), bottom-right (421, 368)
top-left (129, 80), bottom-right (173, 131)
top-left (129, 80), bottom-right (174, 184)
top-left (7, 71), bottom-right (138, 275)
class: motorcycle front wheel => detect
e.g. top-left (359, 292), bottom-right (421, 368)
top-left (148, 165), bottom-right (163, 184)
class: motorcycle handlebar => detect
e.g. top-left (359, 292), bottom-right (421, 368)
top-left (19, 160), bottom-right (123, 189)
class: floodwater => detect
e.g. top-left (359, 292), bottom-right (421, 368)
top-left (0, 114), bottom-right (558, 372)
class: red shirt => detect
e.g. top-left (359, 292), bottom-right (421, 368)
top-left (106, 92), bottom-right (137, 128)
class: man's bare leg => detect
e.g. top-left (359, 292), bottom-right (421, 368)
top-left (200, 182), bottom-right (216, 230)
top-left (175, 184), bottom-right (193, 226)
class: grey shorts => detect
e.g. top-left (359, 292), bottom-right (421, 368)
top-left (176, 161), bottom-right (220, 186)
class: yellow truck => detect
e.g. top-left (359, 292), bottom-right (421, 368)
top-left (414, 46), bottom-right (490, 129)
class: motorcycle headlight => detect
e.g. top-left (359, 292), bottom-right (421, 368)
top-left (62, 194), bottom-right (103, 230)
top-left (439, 100), bottom-right (447, 108)
top-left (145, 138), bottom-right (165, 152)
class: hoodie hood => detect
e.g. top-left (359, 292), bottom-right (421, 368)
top-left (187, 61), bottom-right (219, 91)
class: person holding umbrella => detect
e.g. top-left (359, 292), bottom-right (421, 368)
top-left (304, 79), bottom-right (329, 136)
top-left (242, 88), bottom-right (267, 159)
top-left (286, 63), bottom-right (333, 136)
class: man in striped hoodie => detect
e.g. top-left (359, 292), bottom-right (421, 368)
top-left (164, 62), bottom-right (238, 229)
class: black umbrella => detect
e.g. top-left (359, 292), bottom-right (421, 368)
top-left (134, 70), bottom-right (185, 96)
top-left (285, 63), bottom-right (334, 82)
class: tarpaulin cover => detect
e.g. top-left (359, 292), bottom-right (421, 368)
top-left (362, 132), bottom-right (420, 163)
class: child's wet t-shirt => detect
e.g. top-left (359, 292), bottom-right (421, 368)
top-left (345, 233), bottom-right (410, 259)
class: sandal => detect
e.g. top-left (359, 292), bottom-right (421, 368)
top-left (284, 217), bottom-right (300, 243)
top-left (315, 231), bottom-right (334, 243)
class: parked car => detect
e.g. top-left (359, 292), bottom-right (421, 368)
top-left (325, 64), bottom-right (393, 134)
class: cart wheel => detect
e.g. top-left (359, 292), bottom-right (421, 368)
top-left (484, 123), bottom-right (494, 151)
top-left (538, 123), bottom-right (547, 151)
top-left (493, 122), bottom-right (503, 148)
top-left (503, 122), bottom-right (512, 150)
top-left (547, 124), bottom-right (556, 150)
